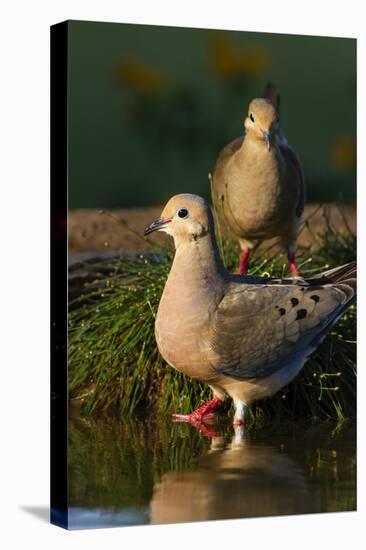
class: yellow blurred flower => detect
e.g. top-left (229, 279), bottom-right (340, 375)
top-left (208, 33), bottom-right (268, 78)
top-left (331, 136), bottom-right (355, 171)
top-left (113, 57), bottom-right (166, 94)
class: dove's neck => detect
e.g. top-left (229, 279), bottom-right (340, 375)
top-left (243, 131), bottom-right (278, 153)
top-left (170, 231), bottom-right (227, 291)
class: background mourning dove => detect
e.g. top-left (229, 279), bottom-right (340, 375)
top-left (144, 194), bottom-right (355, 427)
top-left (211, 83), bottom-right (305, 276)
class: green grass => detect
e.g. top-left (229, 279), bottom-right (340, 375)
top-left (68, 211), bottom-right (356, 423)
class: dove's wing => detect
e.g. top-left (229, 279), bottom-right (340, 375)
top-left (280, 143), bottom-right (305, 218)
top-left (210, 265), bottom-right (355, 379)
top-left (212, 136), bottom-right (245, 230)
top-left (262, 82), bottom-right (305, 217)
top-left (212, 137), bottom-right (244, 192)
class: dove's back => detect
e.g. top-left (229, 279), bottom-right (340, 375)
top-left (208, 263), bottom-right (356, 404)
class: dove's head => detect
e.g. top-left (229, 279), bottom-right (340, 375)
top-left (144, 194), bottom-right (213, 244)
top-left (244, 98), bottom-right (277, 151)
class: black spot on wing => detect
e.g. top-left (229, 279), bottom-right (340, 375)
top-left (296, 309), bottom-right (307, 320)
top-left (279, 308), bottom-right (286, 316)
top-left (291, 298), bottom-right (299, 307)
top-left (310, 294), bottom-right (320, 302)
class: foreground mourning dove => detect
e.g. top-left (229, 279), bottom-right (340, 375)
top-left (211, 83), bottom-right (305, 276)
top-left (144, 195), bottom-right (356, 427)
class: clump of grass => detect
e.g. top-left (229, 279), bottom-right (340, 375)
top-left (68, 213), bottom-right (356, 422)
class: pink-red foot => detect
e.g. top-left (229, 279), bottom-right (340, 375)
top-left (235, 248), bottom-right (250, 276)
top-left (288, 251), bottom-right (300, 277)
top-left (233, 418), bottom-right (245, 426)
top-left (172, 397), bottom-right (223, 424)
top-left (289, 260), bottom-right (300, 277)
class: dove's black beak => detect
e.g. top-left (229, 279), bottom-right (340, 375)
top-left (262, 130), bottom-right (272, 152)
top-left (144, 217), bottom-right (171, 236)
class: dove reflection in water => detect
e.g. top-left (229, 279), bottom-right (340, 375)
top-left (150, 426), bottom-right (320, 524)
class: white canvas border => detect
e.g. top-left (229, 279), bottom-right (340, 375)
top-left (0, 1), bottom-right (364, 549)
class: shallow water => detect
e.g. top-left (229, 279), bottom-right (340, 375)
top-left (68, 413), bottom-right (356, 529)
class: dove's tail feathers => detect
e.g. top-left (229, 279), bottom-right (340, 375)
top-left (321, 261), bottom-right (356, 281)
top-left (262, 82), bottom-right (280, 112)
top-left (308, 261), bottom-right (356, 293)
top-left (318, 261), bottom-right (356, 317)
top-left (307, 263), bottom-right (356, 349)
top-left (262, 82), bottom-right (288, 145)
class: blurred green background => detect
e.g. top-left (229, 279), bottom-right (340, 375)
top-left (67, 20), bottom-right (356, 208)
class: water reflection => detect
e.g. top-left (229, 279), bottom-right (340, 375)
top-left (68, 414), bottom-right (356, 529)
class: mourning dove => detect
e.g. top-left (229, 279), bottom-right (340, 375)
top-left (211, 83), bottom-right (305, 276)
top-left (144, 194), bottom-right (355, 427)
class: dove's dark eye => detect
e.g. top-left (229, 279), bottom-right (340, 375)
top-left (178, 208), bottom-right (188, 218)
top-left (250, 113), bottom-right (255, 123)
top-left (177, 208), bottom-right (188, 219)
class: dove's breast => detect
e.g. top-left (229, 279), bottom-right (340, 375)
top-left (155, 287), bottom-right (210, 379)
top-left (155, 273), bottom-right (220, 381)
top-left (223, 144), bottom-right (299, 238)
